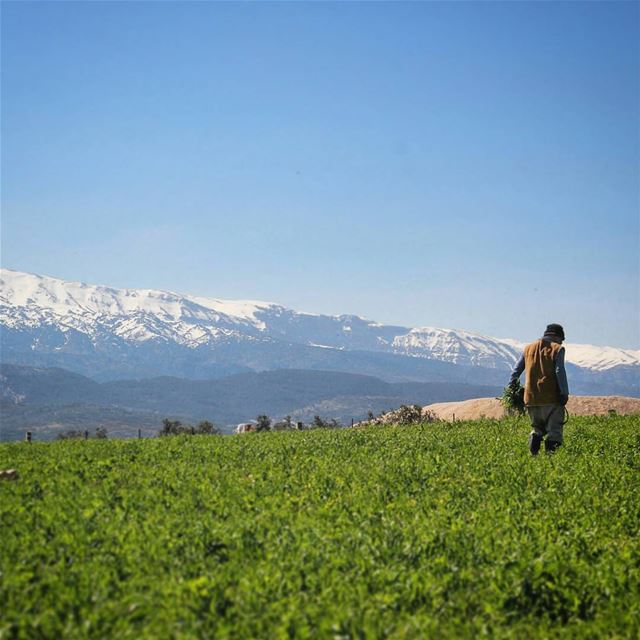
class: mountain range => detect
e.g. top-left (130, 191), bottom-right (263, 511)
top-left (0, 364), bottom-right (502, 440)
top-left (1, 269), bottom-right (638, 397)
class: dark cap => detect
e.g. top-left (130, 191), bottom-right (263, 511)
top-left (544, 323), bottom-right (565, 341)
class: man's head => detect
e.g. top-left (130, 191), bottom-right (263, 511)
top-left (544, 323), bottom-right (565, 342)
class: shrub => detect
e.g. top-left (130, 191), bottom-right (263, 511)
top-left (256, 415), bottom-right (272, 432)
top-left (158, 419), bottom-right (220, 437)
top-left (56, 430), bottom-right (85, 440)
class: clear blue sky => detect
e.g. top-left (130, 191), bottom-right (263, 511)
top-left (2, 1), bottom-right (638, 348)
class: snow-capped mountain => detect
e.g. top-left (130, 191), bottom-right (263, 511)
top-left (1, 269), bottom-right (638, 394)
top-left (0, 268), bottom-right (280, 342)
top-left (391, 328), bottom-right (523, 369)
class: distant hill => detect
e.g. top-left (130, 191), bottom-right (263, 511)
top-left (0, 403), bottom-right (170, 442)
top-left (0, 364), bottom-right (501, 440)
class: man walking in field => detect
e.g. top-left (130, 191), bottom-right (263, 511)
top-left (509, 323), bottom-right (569, 455)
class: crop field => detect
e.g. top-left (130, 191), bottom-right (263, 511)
top-left (1, 415), bottom-right (639, 639)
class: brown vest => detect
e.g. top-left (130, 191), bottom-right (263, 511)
top-left (524, 339), bottom-right (563, 406)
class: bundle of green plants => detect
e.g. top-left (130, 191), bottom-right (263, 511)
top-left (501, 380), bottom-right (526, 415)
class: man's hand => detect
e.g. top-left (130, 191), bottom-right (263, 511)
top-left (559, 394), bottom-right (569, 406)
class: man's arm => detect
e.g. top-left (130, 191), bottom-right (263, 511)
top-left (555, 347), bottom-right (569, 398)
top-left (509, 354), bottom-right (525, 386)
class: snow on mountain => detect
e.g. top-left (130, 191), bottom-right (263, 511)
top-left (0, 269), bottom-right (291, 352)
top-left (393, 330), bottom-right (640, 373)
top-left (490, 337), bottom-right (640, 373)
top-left (391, 327), bottom-right (521, 369)
top-left (1, 268), bottom-right (638, 374)
top-left (559, 343), bottom-right (640, 372)
top-left (0, 268), bottom-right (277, 328)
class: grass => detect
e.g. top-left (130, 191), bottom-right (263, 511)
top-left (1, 415), bottom-right (639, 639)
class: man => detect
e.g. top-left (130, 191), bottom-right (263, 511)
top-left (509, 323), bottom-right (569, 455)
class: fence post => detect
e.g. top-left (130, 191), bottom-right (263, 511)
top-left (84, 430), bottom-right (89, 440)
top-left (452, 413), bottom-right (456, 423)
top-left (25, 431), bottom-right (32, 444)
top-left (138, 428), bottom-right (142, 439)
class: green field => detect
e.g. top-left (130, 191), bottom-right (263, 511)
top-left (1, 416), bottom-right (639, 639)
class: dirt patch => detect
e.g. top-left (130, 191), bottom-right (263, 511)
top-left (422, 396), bottom-right (640, 422)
